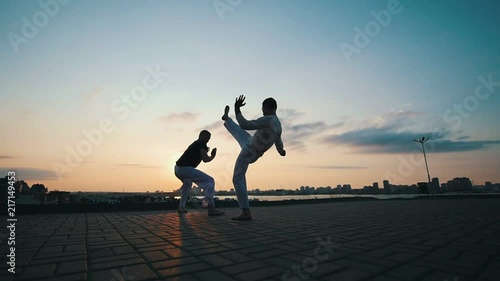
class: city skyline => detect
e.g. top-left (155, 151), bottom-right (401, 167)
top-left (3, 173), bottom-right (498, 194)
top-left (1, 1), bottom-right (500, 192)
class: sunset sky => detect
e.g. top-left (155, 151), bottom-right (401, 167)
top-left (1, 0), bottom-right (499, 192)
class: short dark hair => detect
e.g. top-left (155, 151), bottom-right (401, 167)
top-left (199, 130), bottom-right (211, 138)
top-left (263, 97), bottom-right (277, 110)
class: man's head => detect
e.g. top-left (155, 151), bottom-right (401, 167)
top-left (198, 130), bottom-right (211, 143)
top-left (262, 97), bottom-right (277, 115)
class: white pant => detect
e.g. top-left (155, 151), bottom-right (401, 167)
top-left (224, 118), bottom-right (261, 209)
top-left (174, 165), bottom-right (215, 207)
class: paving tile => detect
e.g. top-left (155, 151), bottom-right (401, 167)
top-left (157, 262), bottom-right (211, 278)
top-left (89, 264), bottom-right (157, 281)
top-left (17, 264), bottom-right (56, 280)
top-left (55, 259), bottom-right (87, 275)
top-left (250, 248), bottom-right (287, 259)
top-left (217, 250), bottom-right (253, 263)
top-left (37, 245), bottom-right (64, 255)
top-left (141, 250), bottom-right (170, 262)
top-left (164, 274), bottom-right (199, 281)
top-left (234, 266), bottom-right (284, 281)
top-left (220, 260), bottom-right (268, 276)
top-left (310, 261), bottom-right (345, 278)
top-left (30, 254), bottom-right (87, 265)
top-left (336, 258), bottom-right (387, 274)
top-left (385, 264), bottom-right (431, 281)
top-left (38, 272), bottom-right (87, 281)
top-left (323, 268), bottom-right (372, 281)
top-left (349, 253), bottom-right (400, 268)
top-left (150, 256), bottom-right (200, 270)
top-left (194, 269), bottom-right (235, 281)
top-left (197, 253), bottom-right (234, 267)
top-left (420, 272), bottom-right (465, 281)
top-left (88, 247), bottom-right (114, 258)
top-left (91, 257), bottom-right (145, 271)
top-left (164, 247), bottom-right (191, 258)
top-left (369, 275), bottom-right (401, 281)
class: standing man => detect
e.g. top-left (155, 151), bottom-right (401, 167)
top-left (174, 130), bottom-right (225, 216)
top-left (222, 95), bottom-right (286, 220)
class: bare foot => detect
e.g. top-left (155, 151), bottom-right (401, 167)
top-left (221, 105), bottom-right (230, 120)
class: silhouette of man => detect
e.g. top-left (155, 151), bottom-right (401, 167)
top-left (174, 130), bottom-right (224, 216)
top-left (222, 95), bottom-right (286, 220)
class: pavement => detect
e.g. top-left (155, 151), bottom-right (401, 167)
top-left (1, 197), bottom-right (499, 281)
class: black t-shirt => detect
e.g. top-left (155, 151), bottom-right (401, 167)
top-left (176, 140), bottom-right (208, 168)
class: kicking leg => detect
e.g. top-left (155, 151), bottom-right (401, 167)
top-left (222, 106), bottom-right (252, 149)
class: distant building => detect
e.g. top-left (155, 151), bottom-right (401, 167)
top-left (373, 182), bottom-right (379, 191)
top-left (383, 180), bottom-right (391, 193)
top-left (417, 182), bottom-right (429, 194)
top-left (431, 177), bottom-right (440, 193)
top-left (342, 184), bottom-right (352, 193)
top-left (446, 177), bottom-right (473, 192)
top-left (45, 191), bottom-right (71, 204)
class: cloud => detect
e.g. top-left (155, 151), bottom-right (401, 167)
top-left (200, 120), bottom-right (223, 132)
top-left (323, 126), bottom-right (500, 154)
top-left (159, 112), bottom-right (199, 123)
top-left (0, 168), bottom-right (57, 181)
top-left (370, 110), bottom-right (421, 129)
top-left (428, 140), bottom-right (500, 153)
top-left (280, 110), bottom-right (342, 151)
top-left (281, 121), bottom-right (328, 152)
top-left (279, 108), bottom-right (304, 121)
top-left (287, 121), bottom-right (327, 132)
top-left (0, 156), bottom-right (14, 159)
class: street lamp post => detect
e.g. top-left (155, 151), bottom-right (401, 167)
top-left (413, 137), bottom-right (431, 183)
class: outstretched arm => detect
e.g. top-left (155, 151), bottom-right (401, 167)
top-left (236, 114), bottom-right (274, 130)
top-left (234, 95), bottom-right (274, 130)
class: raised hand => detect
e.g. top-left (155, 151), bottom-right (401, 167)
top-left (211, 147), bottom-right (217, 157)
top-left (280, 149), bottom-right (286, 157)
top-left (235, 95), bottom-right (246, 108)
